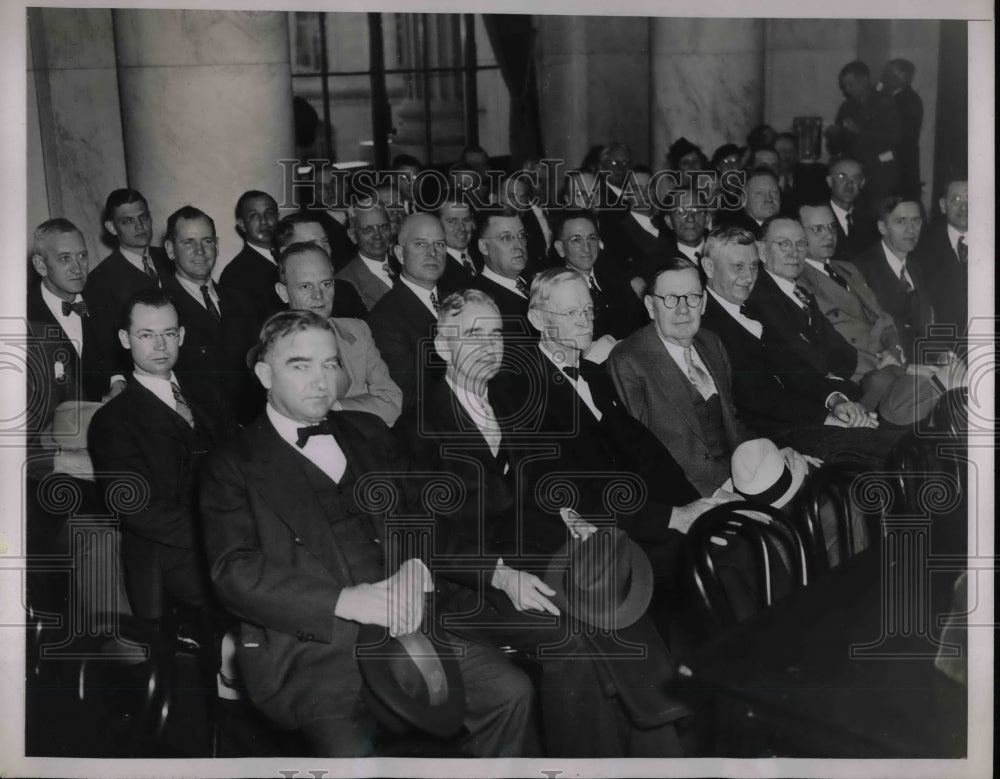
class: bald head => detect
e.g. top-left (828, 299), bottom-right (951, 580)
top-left (397, 213), bottom-right (441, 246)
top-left (394, 212), bottom-right (447, 290)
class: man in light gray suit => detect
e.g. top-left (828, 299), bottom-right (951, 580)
top-left (608, 257), bottom-right (755, 497)
top-left (335, 201), bottom-right (395, 311)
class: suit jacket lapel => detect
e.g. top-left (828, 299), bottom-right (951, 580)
top-left (637, 325), bottom-right (708, 446)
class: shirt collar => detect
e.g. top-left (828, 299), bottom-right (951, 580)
top-left (175, 273), bottom-right (216, 301)
top-left (764, 268), bottom-right (802, 303)
top-left (654, 329), bottom-right (692, 367)
top-left (481, 267), bottom-right (525, 297)
top-left (946, 224), bottom-right (966, 253)
top-left (630, 211), bottom-right (659, 237)
top-left (804, 258), bottom-right (826, 274)
top-left (132, 371), bottom-right (180, 408)
top-left (119, 245), bottom-right (149, 271)
top-left (880, 241), bottom-right (909, 274)
top-left (675, 241), bottom-right (705, 262)
top-left (40, 280), bottom-right (80, 312)
top-left (829, 200), bottom-right (851, 222)
top-left (266, 403), bottom-right (327, 448)
top-left (247, 241), bottom-right (276, 265)
top-left (398, 274), bottom-right (439, 314)
top-left (444, 375), bottom-right (498, 432)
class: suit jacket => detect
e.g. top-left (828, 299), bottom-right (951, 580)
top-left (491, 345), bottom-right (700, 552)
top-left (830, 205), bottom-right (879, 264)
top-left (746, 269), bottom-right (859, 381)
top-left (588, 268), bottom-right (647, 341)
top-left (700, 293), bottom-right (858, 436)
top-left (911, 222), bottom-right (967, 341)
top-left (161, 276), bottom-right (262, 423)
top-left (200, 410), bottom-right (412, 730)
top-left (89, 376), bottom-right (235, 551)
top-left (368, 281), bottom-right (444, 413)
top-left (219, 244), bottom-right (285, 323)
top-left (85, 246), bottom-right (173, 373)
top-left (26, 282), bottom-right (113, 476)
top-left (469, 274), bottom-right (533, 340)
top-left (335, 254), bottom-right (392, 312)
top-left (714, 208), bottom-right (765, 238)
top-left (796, 259), bottom-right (901, 378)
top-left (330, 317), bottom-right (402, 426)
top-left (608, 325), bottom-right (754, 496)
top-left (438, 248), bottom-right (481, 297)
top-left (517, 206), bottom-right (551, 275)
top-left (854, 242), bottom-right (934, 362)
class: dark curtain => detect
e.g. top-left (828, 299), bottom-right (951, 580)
top-left (482, 14), bottom-right (545, 166)
top-left (931, 21), bottom-right (968, 202)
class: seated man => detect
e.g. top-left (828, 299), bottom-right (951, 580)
top-left (219, 190), bottom-right (283, 321)
top-left (274, 213), bottom-right (369, 320)
top-left (335, 201), bottom-right (395, 312)
top-left (715, 168), bottom-right (781, 238)
top-left (659, 187), bottom-right (709, 272)
top-left (470, 206), bottom-right (533, 338)
top-left (275, 242), bottom-right (402, 426)
top-left (436, 193), bottom-right (481, 294)
top-left (825, 156), bottom-right (880, 262)
top-left (699, 226), bottom-right (903, 462)
top-left (368, 213), bottom-right (447, 412)
top-left (199, 310), bottom-right (533, 756)
top-left (405, 289), bottom-right (695, 757)
top-left (89, 290), bottom-right (236, 622)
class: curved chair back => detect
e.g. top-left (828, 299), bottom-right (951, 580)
top-left (686, 501), bottom-right (809, 633)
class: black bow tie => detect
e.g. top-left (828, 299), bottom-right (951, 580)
top-left (296, 419), bottom-right (333, 448)
top-left (561, 365), bottom-right (581, 381)
top-left (62, 299), bottom-right (89, 318)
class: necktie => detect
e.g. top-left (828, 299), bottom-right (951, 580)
top-left (792, 285), bottom-right (815, 325)
top-left (898, 266), bottom-right (914, 294)
top-left (171, 381), bottom-right (195, 428)
top-left (561, 364), bottom-right (580, 381)
top-left (824, 261), bottom-right (849, 289)
top-left (429, 291), bottom-right (440, 313)
top-left (845, 211), bottom-right (854, 236)
top-left (684, 346), bottom-right (716, 399)
top-left (381, 261), bottom-right (393, 280)
top-left (141, 251), bottom-right (158, 280)
top-left (61, 299), bottom-right (89, 318)
top-left (460, 252), bottom-right (475, 274)
top-left (694, 250), bottom-right (703, 263)
top-left (956, 236), bottom-right (968, 263)
top-left (296, 419), bottom-right (332, 448)
top-left (515, 277), bottom-right (529, 297)
top-left (201, 285), bottom-right (222, 323)
top-left (472, 394), bottom-right (503, 458)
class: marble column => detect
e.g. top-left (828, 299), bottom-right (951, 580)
top-left (26, 8), bottom-right (128, 263)
top-left (650, 19), bottom-right (765, 168)
top-left (112, 10), bottom-right (295, 261)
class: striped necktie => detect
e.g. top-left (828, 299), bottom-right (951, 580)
top-left (141, 251), bottom-right (158, 279)
top-left (171, 381), bottom-right (195, 428)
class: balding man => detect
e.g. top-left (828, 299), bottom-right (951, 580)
top-left (335, 202), bottom-right (394, 311)
top-left (368, 213), bottom-right (447, 411)
top-left (716, 168), bottom-right (781, 238)
top-left (825, 157), bottom-right (879, 261)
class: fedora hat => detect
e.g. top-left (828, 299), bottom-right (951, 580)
top-left (723, 438), bottom-right (808, 509)
top-left (356, 624), bottom-right (465, 739)
top-left (39, 400), bottom-right (103, 450)
top-left (543, 526), bottom-right (653, 630)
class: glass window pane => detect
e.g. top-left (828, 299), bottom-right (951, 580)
top-left (477, 68), bottom-right (509, 160)
top-left (324, 13), bottom-right (369, 73)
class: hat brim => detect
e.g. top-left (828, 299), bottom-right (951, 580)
top-left (725, 452), bottom-right (810, 509)
top-left (357, 625), bottom-right (465, 739)
top-left (543, 533), bottom-right (654, 631)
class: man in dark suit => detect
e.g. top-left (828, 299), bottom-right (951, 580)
top-left (85, 189), bottom-right (174, 373)
top-left (854, 196), bottom-right (934, 363)
top-left (160, 206), bottom-right (261, 424)
top-left (368, 213), bottom-right (447, 413)
top-left (89, 290), bottom-right (235, 621)
top-left (715, 168), bottom-right (781, 238)
top-left (611, 166), bottom-right (667, 282)
top-left (825, 157), bottom-right (880, 262)
top-left (911, 178), bottom-right (968, 347)
top-left (659, 187), bottom-right (708, 272)
top-left (881, 58), bottom-right (924, 200)
top-left (276, 243), bottom-right (402, 426)
top-left (273, 214), bottom-right (368, 320)
top-left (336, 202), bottom-right (394, 311)
top-left (218, 190), bottom-right (282, 321)
top-left (499, 172), bottom-right (553, 275)
top-left (699, 227), bottom-right (901, 461)
top-left (773, 133), bottom-right (828, 214)
top-left (552, 208), bottom-right (645, 340)
top-left (469, 207), bottom-right (532, 338)
top-left (608, 257), bottom-right (756, 496)
top-left (199, 310), bottom-right (533, 756)
top-left (401, 289), bottom-right (694, 756)
top-left (436, 195), bottom-right (481, 294)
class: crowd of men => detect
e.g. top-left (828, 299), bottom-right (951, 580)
top-left (25, 56), bottom-right (970, 758)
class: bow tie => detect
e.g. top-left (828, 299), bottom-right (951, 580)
top-left (62, 299), bottom-right (89, 318)
top-left (561, 364), bottom-right (581, 381)
top-left (296, 419), bottom-right (333, 448)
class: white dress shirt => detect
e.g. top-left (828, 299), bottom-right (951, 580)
top-left (120, 245), bottom-right (154, 276)
top-left (539, 342), bottom-right (602, 421)
top-left (133, 371), bottom-right (183, 412)
top-left (175, 274), bottom-right (221, 311)
top-left (398, 275), bottom-right (440, 316)
top-left (446, 247), bottom-right (477, 274)
top-left (267, 404), bottom-right (347, 483)
top-left (445, 376), bottom-right (503, 460)
top-left (481, 267), bottom-right (526, 298)
top-left (359, 253), bottom-right (394, 288)
top-left (247, 241), bottom-right (276, 265)
top-left (707, 288), bottom-right (763, 339)
top-left (765, 269), bottom-right (808, 310)
top-left (40, 282), bottom-right (83, 358)
top-left (830, 200), bottom-right (852, 236)
top-left (675, 241), bottom-right (705, 265)
top-left (946, 224), bottom-right (967, 257)
top-left (630, 211), bottom-right (659, 238)
top-left (880, 242), bottom-right (914, 288)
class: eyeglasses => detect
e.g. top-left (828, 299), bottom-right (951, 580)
top-left (764, 238), bottom-right (809, 253)
top-left (536, 306), bottom-right (596, 322)
top-left (945, 195), bottom-right (968, 205)
top-left (833, 173), bottom-right (864, 184)
top-left (649, 292), bottom-right (703, 309)
top-left (130, 329), bottom-right (181, 342)
top-left (564, 234), bottom-right (601, 249)
top-left (358, 223), bottom-right (391, 236)
top-left (486, 231), bottom-right (528, 246)
top-left (806, 222), bottom-right (836, 235)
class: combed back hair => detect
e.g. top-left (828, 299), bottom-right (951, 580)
top-left (276, 241), bottom-right (332, 285)
top-left (828, 155), bottom-right (864, 174)
top-left (797, 200), bottom-right (836, 219)
top-left (235, 190), bottom-right (277, 221)
top-left (552, 208), bottom-right (598, 240)
top-left (165, 206), bottom-right (215, 244)
top-left (877, 195), bottom-right (923, 223)
top-left (103, 188), bottom-right (148, 223)
top-left (745, 167), bottom-right (779, 186)
top-left (642, 256), bottom-right (700, 294)
top-left (247, 309), bottom-right (336, 369)
top-left (474, 204), bottom-right (521, 238)
top-left (839, 60), bottom-right (870, 81)
top-left (274, 213), bottom-right (327, 252)
top-left (33, 218), bottom-right (81, 257)
top-left (704, 226), bottom-right (758, 259)
top-left (436, 289), bottom-right (500, 326)
top-left (528, 267), bottom-right (587, 311)
top-left (121, 288), bottom-right (176, 330)
top-left (346, 199), bottom-right (388, 232)
top-left (759, 214), bottom-right (800, 238)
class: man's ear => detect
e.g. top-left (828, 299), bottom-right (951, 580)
top-left (177, 325), bottom-right (185, 348)
top-left (526, 307), bottom-right (545, 333)
top-left (938, 197), bottom-right (947, 216)
top-left (477, 237), bottom-right (488, 258)
top-left (643, 295), bottom-right (657, 322)
top-left (30, 254), bottom-right (48, 278)
top-left (554, 239), bottom-right (567, 259)
top-left (164, 240), bottom-right (176, 262)
top-left (275, 282), bottom-right (290, 305)
top-left (117, 328), bottom-right (131, 351)
top-left (392, 243), bottom-right (404, 264)
top-left (235, 218), bottom-right (247, 239)
top-left (103, 220), bottom-right (118, 238)
top-left (253, 361), bottom-right (272, 390)
top-left (702, 255), bottom-right (715, 281)
top-left (877, 220), bottom-right (888, 239)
